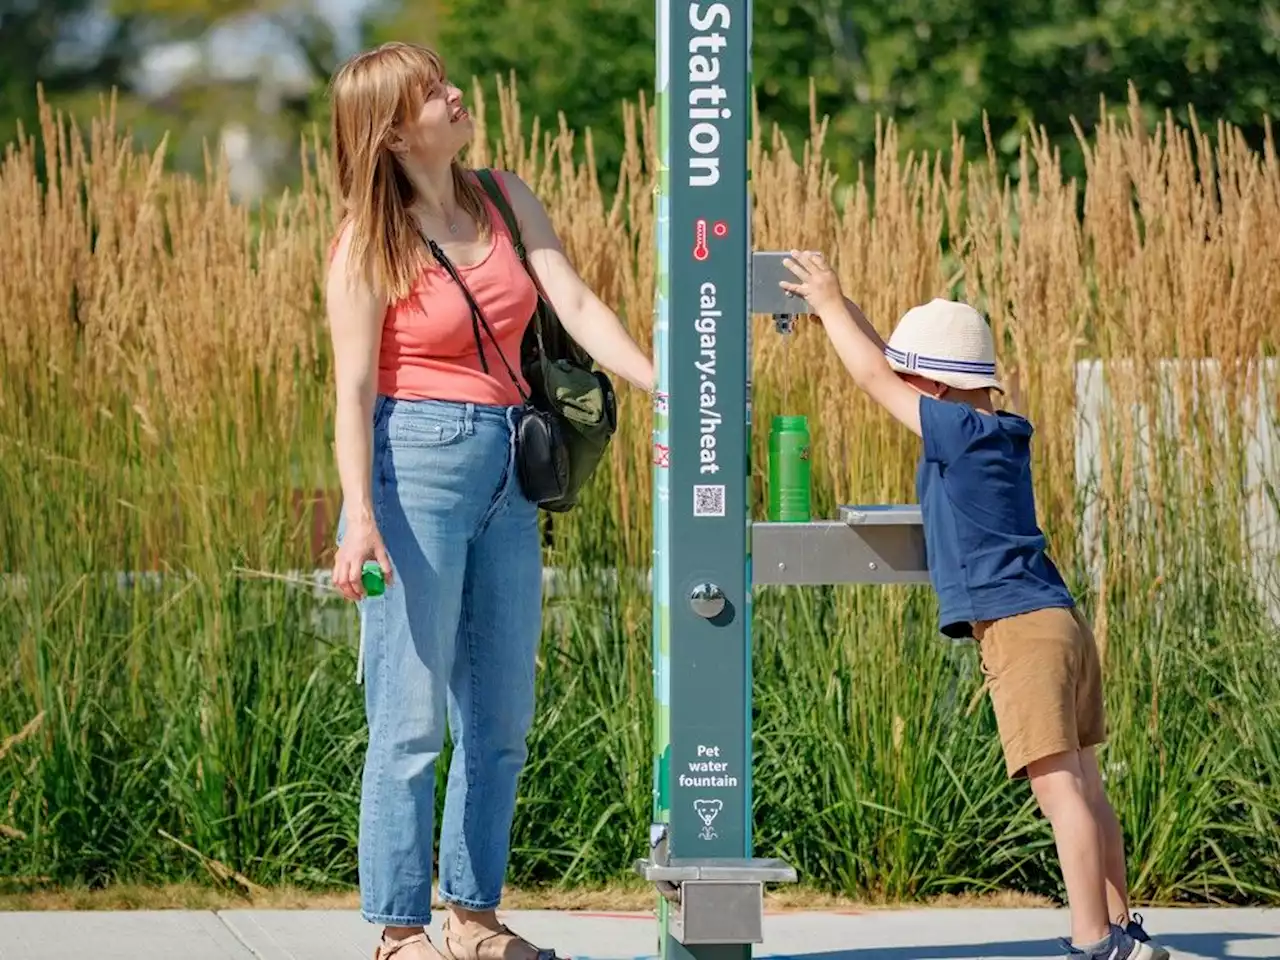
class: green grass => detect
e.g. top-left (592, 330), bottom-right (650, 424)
top-left (4, 522), bottom-right (1278, 904)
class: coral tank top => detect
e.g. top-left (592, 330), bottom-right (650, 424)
top-left (376, 176), bottom-right (536, 407)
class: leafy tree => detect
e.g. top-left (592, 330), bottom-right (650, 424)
top-left (367, 0), bottom-right (1280, 189)
top-left (0, 0), bottom-right (136, 144)
top-left (5, 0), bottom-right (1276, 196)
top-left (369, 0), bottom-right (655, 190)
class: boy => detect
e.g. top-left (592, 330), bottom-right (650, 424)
top-left (779, 250), bottom-right (1165, 960)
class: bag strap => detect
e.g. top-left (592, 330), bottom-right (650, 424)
top-left (472, 168), bottom-right (552, 359)
top-left (474, 168), bottom-right (527, 262)
top-left (421, 232), bottom-right (530, 405)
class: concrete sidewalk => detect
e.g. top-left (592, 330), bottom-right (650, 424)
top-left (0, 907), bottom-right (1276, 960)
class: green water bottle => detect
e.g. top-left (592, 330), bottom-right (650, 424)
top-left (361, 561), bottom-right (386, 597)
top-left (768, 414), bottom-right (811, 522)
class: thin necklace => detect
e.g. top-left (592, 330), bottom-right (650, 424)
top-left (418, 201), bottom-right (460, 235)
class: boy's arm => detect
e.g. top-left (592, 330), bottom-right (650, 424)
top-left (781, 251), bottom-right (922, 436)
top-left (840, 296), bottom-right (887, 351)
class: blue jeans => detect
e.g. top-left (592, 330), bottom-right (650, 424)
top-left (338, 395), bottom-right (543, 926)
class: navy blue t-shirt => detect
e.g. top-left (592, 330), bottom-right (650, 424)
top-left (916, 396), bottom-right (1074, 637)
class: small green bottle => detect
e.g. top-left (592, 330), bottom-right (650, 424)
top-left (768, 414), bottom-right (811, 522)
top-left (361, 561), bottom-right (386, 597)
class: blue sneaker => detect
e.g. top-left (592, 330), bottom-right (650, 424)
top-left (1060, 925), bottom-right (1169, 960)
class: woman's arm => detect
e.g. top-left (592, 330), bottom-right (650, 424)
top-left (497, 173), bottom-right (654, 392)
top-left (325, 224), bottom-right (394, 600)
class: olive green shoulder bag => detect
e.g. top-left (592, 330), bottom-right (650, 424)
top-left (472, 168), bottom-right (618, 513)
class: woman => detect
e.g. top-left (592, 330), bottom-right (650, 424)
top-left (324, 41), bottom-right (653, 960)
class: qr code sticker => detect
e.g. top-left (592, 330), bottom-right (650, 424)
top-left (693, 484), bottom-right (726, 517)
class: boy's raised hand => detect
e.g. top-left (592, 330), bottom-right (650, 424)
top-left (780, 249), bottom-right (843, 314)
top-left (777, 249), bottom-right (924, 436)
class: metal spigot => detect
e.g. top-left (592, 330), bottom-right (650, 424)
top-left (752, 251), bottom-right (806, 334)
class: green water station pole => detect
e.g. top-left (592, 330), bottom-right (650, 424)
top-left (638, 2), bottom-right (933, 956)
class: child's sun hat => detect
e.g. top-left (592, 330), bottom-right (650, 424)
top-left (883, 298), bottom-right (1004, 393)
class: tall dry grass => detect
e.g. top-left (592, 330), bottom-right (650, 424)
top-left (1, 81), bottom-right (1277, 903)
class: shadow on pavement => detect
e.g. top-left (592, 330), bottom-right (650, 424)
top-left (761, 930), bottom-right (1279, 960)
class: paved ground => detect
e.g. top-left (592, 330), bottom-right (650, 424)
top-left (0, 907), bottom-right (1276, 960)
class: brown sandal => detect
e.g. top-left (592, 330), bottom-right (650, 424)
top-left (375, 932), bottom-right (444, 960)
top-left (438, 917), bottom-right (558, 960)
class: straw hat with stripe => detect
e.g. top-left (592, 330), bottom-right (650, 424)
top-left (883, 298), bottom-right (1004, 393)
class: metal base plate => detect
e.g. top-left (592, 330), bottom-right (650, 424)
top-left (634, 858), bottom-right (796, 946)
top-left (673, 880), bottom-right (765, 944)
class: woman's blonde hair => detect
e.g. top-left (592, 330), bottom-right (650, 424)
top-left (327, 41), bottom-right (493, 303)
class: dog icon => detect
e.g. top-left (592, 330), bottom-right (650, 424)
top-left (694, 798), bottom-right (723, 840)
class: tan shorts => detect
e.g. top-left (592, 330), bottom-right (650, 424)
top-left (973, 605), bottom-right (1106, 779)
